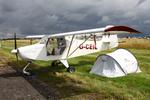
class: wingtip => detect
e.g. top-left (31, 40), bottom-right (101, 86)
top-left (105, 25), bottom-right (142, 34)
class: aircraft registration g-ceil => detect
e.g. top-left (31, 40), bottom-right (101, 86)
top-left (11, 25), bottom-right (141, 75)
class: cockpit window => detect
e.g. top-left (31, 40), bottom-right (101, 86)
top-left (46, 37), bottom-right (66, 56)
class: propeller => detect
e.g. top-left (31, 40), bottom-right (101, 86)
top-left (14, 33), bottom-right (18, 61)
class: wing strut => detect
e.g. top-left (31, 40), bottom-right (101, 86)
top-left (66, 35), bottom-right (75, 58)
top-left (67, 34), bottom-right (92, 57)
top-left (93, 35), bottom-right (97, 49)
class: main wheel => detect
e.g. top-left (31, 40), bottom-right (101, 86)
top-left (67, 67), bottom-right (75, 73)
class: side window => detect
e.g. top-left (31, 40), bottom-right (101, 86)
top-left (57, 38), bottom-right (66, 54)
top-left (46, 37), bottom-right (66, 56)
top-left (96, 35), bottom-right (102, 41)
top-left (75, 35), bottom-right (86, 40)
top-left (75, 34), bottom-right (102, 41)
top-left (46, 38), bottom-right (57, 55)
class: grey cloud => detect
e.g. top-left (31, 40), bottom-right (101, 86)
top-left (137, 0), bottom-right (147, 6)
top-left (0, 0), bottom-right (150, 38)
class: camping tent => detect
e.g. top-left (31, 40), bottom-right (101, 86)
top-left (90, 49), bottom-right (141, 77)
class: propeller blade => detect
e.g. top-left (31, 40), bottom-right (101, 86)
top-left (14, 33), bottom-right (18, 61)
top-left (14, 33), bottom-right (17, 49)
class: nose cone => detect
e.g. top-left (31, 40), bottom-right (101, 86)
top-left (11, 49), bottom-right (18, 54)
top-left (11, 48), bottom-right (31, 60)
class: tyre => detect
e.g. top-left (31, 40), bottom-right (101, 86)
top-left (67, 67), bottom-right (75, 73)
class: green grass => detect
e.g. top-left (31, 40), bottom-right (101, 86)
top-left (0, 41), bottom-right (150, 100)
top-left (119, 38), bottom-right (150, 49)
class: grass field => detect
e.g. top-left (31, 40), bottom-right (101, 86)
top-left (0, 38), bottom-right (150, 100)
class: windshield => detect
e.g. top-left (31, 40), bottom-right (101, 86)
top-left (39, 35), bottom-right (49, 44)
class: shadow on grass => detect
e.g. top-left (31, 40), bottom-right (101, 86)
top-left (72, 60), bottom-right (94, 67)
top-left (5, 60), bottom-right (91, 99)
top-left (70, 60), bottom-right (94, 73)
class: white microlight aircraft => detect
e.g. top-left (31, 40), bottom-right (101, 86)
top-left (11, 25), bottom-right (141, 75)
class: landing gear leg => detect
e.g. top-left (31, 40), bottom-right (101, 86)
top-left (23, 61), bottom-right (32, 76)
top-left (60, 60), bottom-right (75, 73)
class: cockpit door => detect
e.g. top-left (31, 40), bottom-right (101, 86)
top-left (46, 37), bottom-right (66, 56)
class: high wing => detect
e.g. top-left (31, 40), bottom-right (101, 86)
top-left (26, 35), bottom-right (45, 39)
top-left (46, 25), bottom-right (141, 38)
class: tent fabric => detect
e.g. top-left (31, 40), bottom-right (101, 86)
top-left (90, 49), bottom-right (141, 77)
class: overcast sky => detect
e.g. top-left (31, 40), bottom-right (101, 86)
top-left (0, 0), bottom-right (150, 37)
